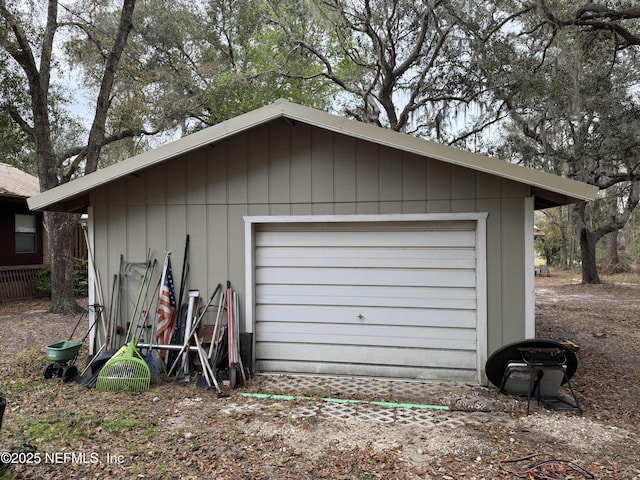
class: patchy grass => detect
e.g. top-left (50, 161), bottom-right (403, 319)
top-left (2, 283), bottom-right (640, 479)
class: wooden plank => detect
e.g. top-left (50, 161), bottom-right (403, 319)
top-left (427, 160), bottom-right (451, 200)
top-left (145, 165), bottom-right (166, 205)
top-left (379, 146), bottom-right (402, 201)
top-left (206, 141), bottom-right (228, 205)
top-left (186, 204), bottom-right (208, 290)
top-left (126, 173), bottom-right (145, 205)
top-left (0, 265), bottom-right (46, 300)
top-left (402, 152), bottom-right (426, 201)
top-left (206, 204), bottom-right (228, 283)
top-left (186, 152), bottom-right (207, 205)
top-left (356, 140), bottom-right (379, 202)
top-left (451, 165), bottom-right (476, 200)
top-left (126, 205), bottom-right (147, 262)
top-left (146, 206), bottom-right (167, 262)
top-left (290, 124), bottom-right (312, 203)
top-left (248, 126), bottom-right (269, 204)
top-left (227, 134), bottom-right (248, 204)
top-left (311, 128), bottom-right (334, 203)
top-left (269, 121), bottom-right (291, 204)
top-left (166, 158), bottom-right (187, 205)
top-left (334, 134), bottom-right (356, 203)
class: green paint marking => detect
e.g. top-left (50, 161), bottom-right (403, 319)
top-left (241, 392), bottom-right (449, 411)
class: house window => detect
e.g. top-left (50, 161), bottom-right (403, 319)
top-left (15, 214), bottom-right (37, 253)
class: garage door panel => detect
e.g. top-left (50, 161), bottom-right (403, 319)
top-left (256, 304), bottom-right (477, 328)
top-left (257, 255), bottom-right (476, 270)
top-left (257, 284), bottom-right (476, 305)
top-left (257, 343), bottom-right (477, 370)
top-left (255, 360), bottom-right (477, 382)
top-left (257, 246), bottom-right (476, 269)
top-left (256, 267), bottom-right (476, 288)
top-left (256, 323), bottom-right (477, 350)
top-left (257, 229), bottom-right (476, 248)
top-left (256, 292), bottom-right (477, 310)
top-left (258, 245), bottom-right (476, 260)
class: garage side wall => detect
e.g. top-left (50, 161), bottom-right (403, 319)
top-left (90, 119), bottom-right (528, 358)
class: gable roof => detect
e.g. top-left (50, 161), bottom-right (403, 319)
top-left (0, 163), bottom-right (40, 198)
top-left (28, 99), bottom-right (598, 212)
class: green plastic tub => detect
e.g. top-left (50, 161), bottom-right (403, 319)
top-left (46, 341), bottom-right (83, 362)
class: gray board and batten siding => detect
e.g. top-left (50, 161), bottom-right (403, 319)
top-left (90, 118), bottom-right (527, 383)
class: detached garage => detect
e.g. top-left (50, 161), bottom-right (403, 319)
top-left (28, 99), bottom-right (598, 384)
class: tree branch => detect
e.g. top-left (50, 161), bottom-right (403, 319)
top-left (2, 105), bottom-right (34, 138)
top-left (59, 126), bottom-right (160, 183)
top-left (537, 0), bottom-right (640, 48)
top-left (84, 0), bottom-right (136, 175)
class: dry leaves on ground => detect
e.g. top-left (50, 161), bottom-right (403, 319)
top-left (1, 271), bottom-right (639, 479)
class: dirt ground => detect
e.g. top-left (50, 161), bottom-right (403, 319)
top-left (1, 271), bottom-right (639, 479)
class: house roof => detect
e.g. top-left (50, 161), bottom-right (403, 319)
top-left (27, 99), bottom-right (599, 212)
top-left (0, 163), bottom-right (40, 198)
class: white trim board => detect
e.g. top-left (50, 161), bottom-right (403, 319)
top-left (524, 197), bottom-right (535, 339)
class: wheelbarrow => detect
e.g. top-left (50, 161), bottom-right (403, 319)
top-left (43, 305), bottom-right (103, 383)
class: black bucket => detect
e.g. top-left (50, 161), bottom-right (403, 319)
top-left (0, 396), bottom-right (6, 431)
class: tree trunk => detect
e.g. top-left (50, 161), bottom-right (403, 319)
top-left (45, 212), bottom-right (83, 313)
top-left (579, 227), bottom-right (601, 284)
top-left (573, 201), bottom-right (601, 284)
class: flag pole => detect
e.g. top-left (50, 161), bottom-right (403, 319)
top-left (155, 251), bottom-right (177, 362)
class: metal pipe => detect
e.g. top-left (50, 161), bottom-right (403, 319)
top-left (136, 343), bottom-right (199, 352)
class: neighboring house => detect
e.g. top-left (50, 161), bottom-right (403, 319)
top-left (28, 100), bottom-right (599, 384)
top-left (0, 163), bottom-right (45, 300)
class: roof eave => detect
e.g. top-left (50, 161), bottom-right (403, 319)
top-left (27, 99), bottom-right (599, 212)
top-left (281, 102), bottom-right (599, 205)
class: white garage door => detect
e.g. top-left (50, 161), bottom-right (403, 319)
top-left (251, 218), bottom-right (485, 382)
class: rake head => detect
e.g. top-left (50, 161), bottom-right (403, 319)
top-left (96, 339), bottom-right (151, 392)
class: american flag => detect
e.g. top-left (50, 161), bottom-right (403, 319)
top-left (155, 255), bottom-right (177, 360)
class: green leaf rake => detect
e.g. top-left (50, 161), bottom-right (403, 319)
top-left (96, 336), bottom-right (150, 392)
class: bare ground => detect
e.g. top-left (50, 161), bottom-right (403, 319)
top-left (0, 271), bottom-right (639, 479)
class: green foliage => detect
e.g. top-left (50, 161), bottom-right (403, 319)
top-left (534, 207), bottom-right (581, 268)
top-left (200, 0), bottom-right (334, 126)
top-left (0, 112), bottom-right (33, 174)
top-left (534, 217), bottom-right (564, 267)
top-left (620, 210), bottom-right (640, 269)
top-left (36, 258), bottom-right (88, 298)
